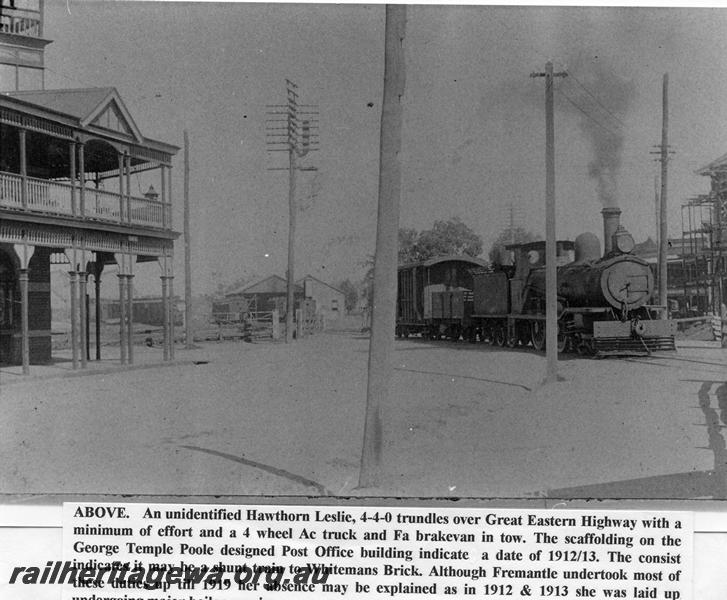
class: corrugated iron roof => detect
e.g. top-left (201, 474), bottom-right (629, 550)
top-left (696, 151), bottom-right (727, 175)
top-left (296, 274), bottom-right (345, 295)
top-left (2, 87), bottom-right (171, 148)
top-left (6, 87), bottom-right (116, 121)
top-left (398, 254), bottom-right (489, 270)
top-left (226, 275), bottom-right (304, 296)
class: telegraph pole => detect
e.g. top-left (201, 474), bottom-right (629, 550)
top-left (659, 74), bottom-right (669, 318)
top-left (359, 4), bottom-right (406, 488)
top-left (654, 172), bottom-right (660, 252)
top-left (509, 203), bottom-right (515, 245)
top-left (531, 61), bottom-right (566, 384)
top-left (266, 82), bottom-right (319, 343)
top-left (650, 76), bottom-right (674, 315)
top-left (184, 130), bottom-right (193, 349)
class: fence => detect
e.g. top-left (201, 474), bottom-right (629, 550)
top-left (247, 311), bottom-right (280, 341)
top-left (198, 308), bottom-right (329, 343)
top-left (673, 315), bottom-right (725, 344)
top-left (295, 308), bottom-right (323, 338)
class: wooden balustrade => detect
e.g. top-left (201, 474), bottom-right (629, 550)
top-left (0, 171), bottom-right (169, 230)
top-left (0, 9), bottom-right (41, 37)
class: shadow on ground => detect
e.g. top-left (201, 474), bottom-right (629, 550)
top-left (546, 379), bottom-right (727, 500)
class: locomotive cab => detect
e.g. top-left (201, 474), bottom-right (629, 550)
top-left (506, 240), bottom-right (574, 314)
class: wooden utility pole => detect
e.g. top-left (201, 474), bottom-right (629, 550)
top-left (659, 74), bottom-right (669, 318)
top-left (265, 82), bottom-right (318, 343)
top-left (184, 130), bottom-right (193, 349)
top-left (509, 203), bottom-right (515, 245)
top-left (531, 61), bottom-right (566, 383)
top-left (286, 116), bottom-right (298, 344)
top-left (359, 4), bottom-right (406, 489)
top-left (654, 172), bottom-right (660, 252)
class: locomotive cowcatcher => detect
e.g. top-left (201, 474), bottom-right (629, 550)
top-left (395, 208), bottom-right (677, 356)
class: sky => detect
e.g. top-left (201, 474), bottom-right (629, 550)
top-left (40, 2), bottom-right (727, 296)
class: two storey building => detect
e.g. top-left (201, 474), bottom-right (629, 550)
top-left (1, 0), bottom-right (179, 373)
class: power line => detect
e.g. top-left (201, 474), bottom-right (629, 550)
top-left (565, 71), bottom-right (627, 129)
top-left (554, 84), bottom-right (622, 138)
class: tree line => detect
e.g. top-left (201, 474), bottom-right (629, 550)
top-left (342, 217), bottom-right (539, 312)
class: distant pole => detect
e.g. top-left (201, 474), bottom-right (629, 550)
top-left (286, 118), bottom-right (298, 343)
top-left (531, 62), bottom-right (566, 383)
top-left (659, 74), bottom-right (669, 318)
top-left (509, 203), bottom-right (515, 245)
top-left (184, 130), bottom-right (193, 349)
top-left (654, 172), bottom-right (660, 252)
top-left (544, 62), bottom-right (558, 382)
top-left (359, 4), bottom-right (406, 489)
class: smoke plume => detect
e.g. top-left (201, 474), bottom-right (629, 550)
top-left (561, 58), bottom-right (636, 208)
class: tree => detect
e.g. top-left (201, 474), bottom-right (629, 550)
top-left (398, 217), bottom-right (483, 263)
top-left (398, 227), bottom-right (419, 263)
top-left (488, 227), bottom-right (540, 265)
top-left (337, 278), bottom-right (359, 313)
top-left (419, 218), bottom-right (483, 259)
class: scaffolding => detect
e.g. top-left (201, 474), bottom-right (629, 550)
top-left (680, 194), bottom-right (726, 316)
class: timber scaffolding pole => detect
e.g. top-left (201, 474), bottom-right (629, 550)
top-left (681, 194), bottom-right (725, 315)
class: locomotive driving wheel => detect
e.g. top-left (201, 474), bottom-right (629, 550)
top-left (506, 324), bottom-right (519, 348)
top-left (530, 320), bottom-right (546, 351)
top-left (557, 331), bottom-right (568, 353)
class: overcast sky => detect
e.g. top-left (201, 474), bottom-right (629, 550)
top-left (43, 2), bottom-right (727, 295)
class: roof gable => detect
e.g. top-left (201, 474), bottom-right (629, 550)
top-left (697, 151), bottom-right (727, 175)
top-left (81, 89), bottom-right (143, 142)
top-left (296, 274), bottom-right (344, 295)
top-left (226, 275), bottom-right (303, 296)
top-left (89, 99), bottom-right (133, 136)
top-left (6, 87), bottom-right (144, 142)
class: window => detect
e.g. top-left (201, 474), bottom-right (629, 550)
top-left (331, 298), bottom-right (339, 311)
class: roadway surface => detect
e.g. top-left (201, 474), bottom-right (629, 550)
top-left (1, 333), bottom-right (725, 500)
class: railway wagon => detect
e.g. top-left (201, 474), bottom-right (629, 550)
top-left (396, 255), bottom-right (489, 340)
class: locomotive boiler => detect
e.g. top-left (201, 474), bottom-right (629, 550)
top-left (396, 208), bottom-right (676, 356)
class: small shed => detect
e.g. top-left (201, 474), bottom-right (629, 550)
top-left (297, 274), bottom-right (346, 328)
top-left (226, 275), bottom-right (304, 316)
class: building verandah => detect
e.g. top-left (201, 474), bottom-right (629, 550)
top-left (0, 88), bottom-right (179, 373)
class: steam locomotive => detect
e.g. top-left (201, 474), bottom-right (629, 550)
top-left (395, 208), bottom-right (677, 356)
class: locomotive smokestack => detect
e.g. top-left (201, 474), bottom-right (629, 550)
top-left (601, 206), bottom-right (621, 256)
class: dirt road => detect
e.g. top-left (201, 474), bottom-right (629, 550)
top-left (2, 334), bottom-right (725, 499)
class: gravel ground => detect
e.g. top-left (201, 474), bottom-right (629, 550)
top-left (1, 333), bottom-right (725, 500)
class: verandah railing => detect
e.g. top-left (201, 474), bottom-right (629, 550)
top-left (0, 171), bottom-right (168, 229)
top-left (0, 7), bottom-right (41, 37)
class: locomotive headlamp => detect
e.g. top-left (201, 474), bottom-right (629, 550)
top-left (632, 320), bottom-right (648, 337)
top-left (612, 226), bottom-right (635, 254)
